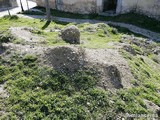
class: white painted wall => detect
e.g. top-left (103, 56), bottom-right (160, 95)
top-left (0, 0), bottom-right (17, 8)
top-left (36, 0), bottom-right (97, 14)
top-left (120, 0), bottom-right (160, 19)
top-left (36, 0), bottom-right (160, 19)
top-left (96, 0), bottom-right (103, 13)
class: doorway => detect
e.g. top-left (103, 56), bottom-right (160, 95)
top-left (103, 0), bottom-right (117, 13)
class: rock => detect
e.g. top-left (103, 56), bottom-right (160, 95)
top-left (153, 48), bottom-right (160, 55)
top-left (61, 25), bottom-right (80, 44)
top-left (84, 26), bottom-right (97, 33)
top-left (143, 99), bottom-right (160, 117)
top-left (97, 65), bottom-right (123, 89)
top-left (123, 45), bottom-right (136, 55)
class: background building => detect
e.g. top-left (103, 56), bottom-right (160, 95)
top-left (36, 0), bottom-right (160, 20)
top-left (0, 0), bottom-right (18, 8)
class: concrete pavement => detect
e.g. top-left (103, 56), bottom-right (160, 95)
top-left (0, 0), bottom-right (37, 17)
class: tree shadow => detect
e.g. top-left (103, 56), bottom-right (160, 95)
top-left (109, 24), bottom-right (147, 38)
top-left (42, 21), bottom-right (51, 30)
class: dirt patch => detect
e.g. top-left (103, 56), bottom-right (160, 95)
top-left (1, 42), bottom-right (134, 90)
top-left (0, 84), bottom-right (8, 116)
top-left (144, 99), bottom-right (160, 116)
top-left (85, 48), bottom-right (133, 89)
top-left (0, 84), bottom-right (8, 99)
top-left (1, 43), bottom-right (46, 63)
top-left (10, 27), bottom-right (45, 45)
top-left (2, 40), bottom-right (133, 90)
top-left (45, 46), bottom-right (85, 72)
top-left (44, 46), bottom-right (134, 89)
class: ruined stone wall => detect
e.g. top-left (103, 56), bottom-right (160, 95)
top-left (120, 0), bottom-right (160, 20)
top-left (36, 0), bottom-right (160, 19)
top-left (60, 0), bottom-right (97, 14)
top-left (36, 0), bottom-right (98, 14)
top-left (0, 0), bottom-right (17, 8)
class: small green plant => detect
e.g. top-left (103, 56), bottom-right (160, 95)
top-left (0, 31), bottom-right (15, 43)
top-left (3, 15), bottom-right (19, 20)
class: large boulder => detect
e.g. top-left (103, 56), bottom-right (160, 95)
top-left (61, 25), bottom-right (80, 44)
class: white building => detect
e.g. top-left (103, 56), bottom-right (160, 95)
top-left (36, 0), bottom-right (160, 20)
top-left (0, 0), bottom-right (17, 8)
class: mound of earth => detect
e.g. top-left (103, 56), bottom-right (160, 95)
top-left (2, 41), bottom-right (133, 90)
top-left (45, 46), bottom-right (133, 89)
top-left (45, 46), bottom-right (85, 72)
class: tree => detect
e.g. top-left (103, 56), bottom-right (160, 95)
top-left (45, 0), bottom-right (51, 21)
top-left (20, 0), bottom-right (24, 12)
top-left (26, 0), bottom-right (29, 11)
top-left (7, 7), bottom-right (11, 16)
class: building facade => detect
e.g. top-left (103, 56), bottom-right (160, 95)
top-left (36, 0), bottom-right (160, 19)
top-left (0, 0), bottom-right (18, 8)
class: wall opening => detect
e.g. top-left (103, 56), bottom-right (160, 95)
top-left (103, 0), bottom-right (117, 13)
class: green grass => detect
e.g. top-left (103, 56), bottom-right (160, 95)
top-left (0, 53), bottom-right (108, 119)
top-left (0, 52), bottom-right (156, 119)
top-left (27, 7), bottom-right (160, 33)
top-left (120, 42), bottom-right (160, 113)
top-left (0, 16), bottom-right (137, 48)
top-left (0, 16), bottom-right (160, 119)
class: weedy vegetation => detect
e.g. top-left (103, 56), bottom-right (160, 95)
top-left (0, 15), bottom-right (160, 119)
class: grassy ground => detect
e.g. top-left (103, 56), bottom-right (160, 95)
top-left (0, 16), bottom-right (160, 119)
top-left (22, 7), bottom-right (160, 33)
top-left (0, 15), bottom-right (134, 48)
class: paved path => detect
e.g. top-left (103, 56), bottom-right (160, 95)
top-left (18, 14), bottom-right (160, 42)
top-left (0, 0), bottom-right (37, 17)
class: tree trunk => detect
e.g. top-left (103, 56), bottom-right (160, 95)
top-left (7, 8), bottom-right (11, 16)
top-left (26, 0), bottom-right (29, 11)
top-left (45, 0), bottom-right (51, 21)
top-left (20, 0), bottom-right (24, 12)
